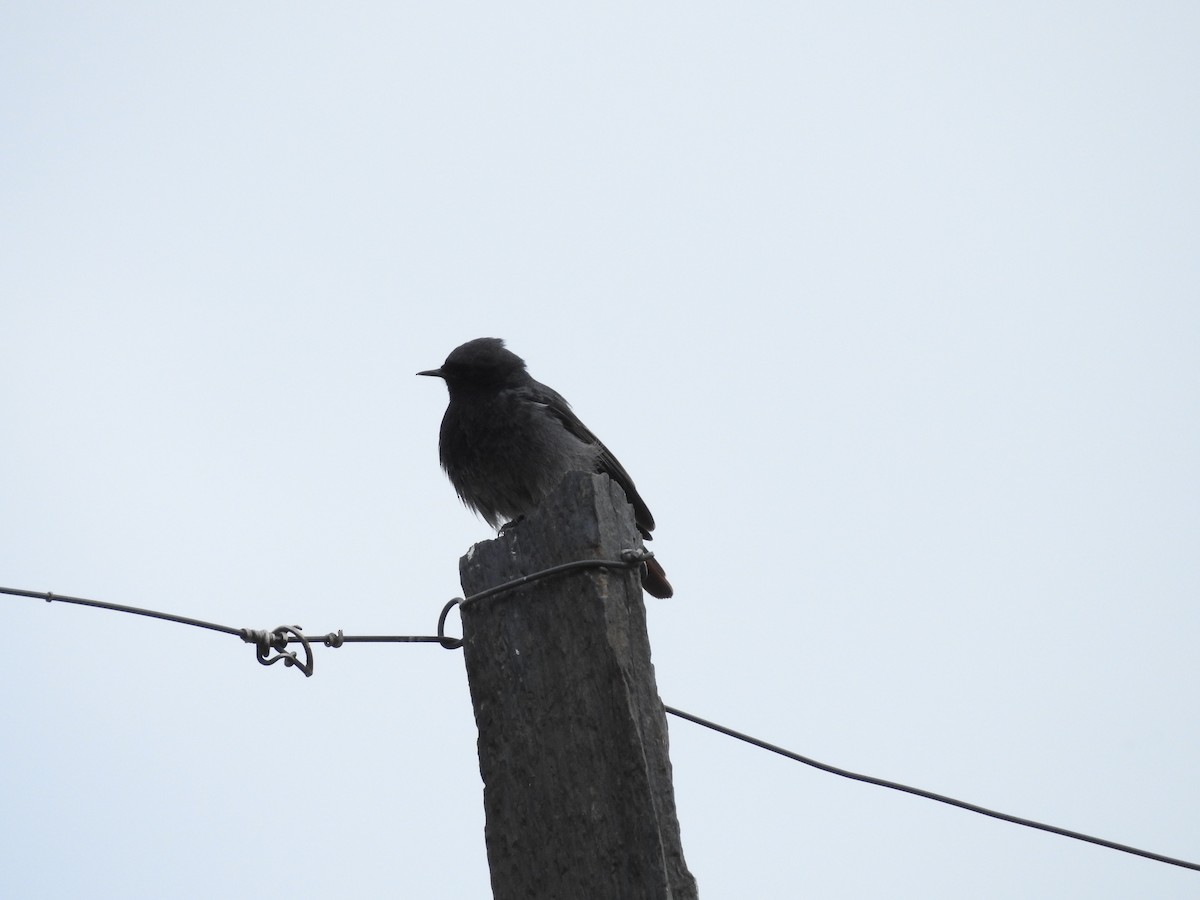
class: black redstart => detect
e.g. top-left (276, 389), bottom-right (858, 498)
top-left (419, 337), bottom-right (673, 598)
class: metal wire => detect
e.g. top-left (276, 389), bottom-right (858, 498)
top-left (664, 705), bottom-right (1200, 873)
top-left (460, 549), bottom-right (648, 607)
top-left (0, 584), bottom-right (461, 675)
top-left (6, 569), bottom-right (1199, 874)
top-left (0, 550), bottom-right (647, 673)
top-left (2, 586), bottom-right (244, 635)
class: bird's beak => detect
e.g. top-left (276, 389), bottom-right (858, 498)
top-left (417, 368), bottom-right (444, 378)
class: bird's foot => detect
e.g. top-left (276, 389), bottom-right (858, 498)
top-left (498, 516), bottom-right (525, 535)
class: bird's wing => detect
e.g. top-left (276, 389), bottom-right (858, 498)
top-left (524, 379), bottom-right (656, 536)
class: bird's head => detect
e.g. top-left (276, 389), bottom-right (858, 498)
top-left (418, 337), bottom-right (528, 391)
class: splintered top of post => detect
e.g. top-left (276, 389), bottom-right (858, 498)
top-left (458, 471), bottom-right (642, 596)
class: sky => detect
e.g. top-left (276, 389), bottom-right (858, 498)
top-left (2, 3), bottom-right (1199, 898)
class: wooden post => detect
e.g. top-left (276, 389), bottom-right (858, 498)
top-left (459, 471), bottom-right (698, 900)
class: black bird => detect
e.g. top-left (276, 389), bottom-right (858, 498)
top-left (419, 337), bottom-right (673, 599)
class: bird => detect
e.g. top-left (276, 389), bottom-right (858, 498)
top-left (419, 337), bottom-right (673, 599)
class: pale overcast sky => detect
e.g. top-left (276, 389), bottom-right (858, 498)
top-left (3, 4), bottom-right (1198, 898)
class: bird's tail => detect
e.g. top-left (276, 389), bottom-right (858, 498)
top-left (642, 556), bottom-right (674, 599)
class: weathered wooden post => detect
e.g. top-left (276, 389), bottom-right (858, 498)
top-left (459, 471), bottom-right (697, 900)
